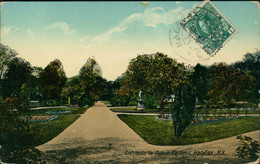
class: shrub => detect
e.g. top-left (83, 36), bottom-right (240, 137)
top-left (144, 92), bottom-right (158, 109)
top-left (4, 147), bottom-right (44, 164)
top-left (172, 84), bottom-right (196, 138)
top-left (0, 101), bottom-right (43, 163)
top-left (236, 135), bottom-right (260, 161)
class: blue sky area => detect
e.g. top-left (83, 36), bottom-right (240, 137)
top-left (1, 1), bottom-right (259, 80)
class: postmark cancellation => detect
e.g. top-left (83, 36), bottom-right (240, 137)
top-left (180, 1), bottom-right (238, 56)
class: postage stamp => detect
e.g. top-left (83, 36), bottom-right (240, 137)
top-left (180, 1), bottom-right (238, 56)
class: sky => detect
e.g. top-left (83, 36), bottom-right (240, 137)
top-left (1, 1), bottom-right (259, 81)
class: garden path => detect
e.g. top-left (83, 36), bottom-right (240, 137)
top-left (37, 101), bottom-right (259, 163)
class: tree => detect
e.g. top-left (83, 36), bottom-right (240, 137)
top-left (190, 63), bottom-right (210, 104)
top-left (232, 50), bottom-right (260, 102)
top-left (0, 43), bottom-right (18, 79)
top-left (0, 98), bottom-right (43, 163)
top-left (1, 57), bottom-right (32, 109)
top-left (124, 52), bottom-right (186, 111)
top-left (68, 57), bottom-right (104, 106)
top-left (172, 81), bottom-right (196, 138)
top-left (28, 66), bottom-right (44, 101)
top-left (207, 63), bottom-right (255, 107)
top-left (39, 59), bottom-right (66, 104)
top-left (67, 75), bottom-right (81, 105)
top-left (0, 44), bottom-right (18, 100)
top-left (110, 73), bottom-right (139, 106)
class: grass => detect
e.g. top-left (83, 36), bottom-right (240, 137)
top-left (30, 115), bottom-right (80, 146)
top-left (195, 109), bottom-right (260, 114)
top-left (102, 101), bottom-right (111, 106)
top-left (110, 107), bottom-right (161, 113)
top-left (18, 107), bottom-right (88, 116)
top-left (111, 107), bottom-right (260, 114)
top-left (0, 107), bottom-right (88, 146)
top-left (26, 106), bottom-right (88, 146)
top-left (118, 115), bottom-right (260, 145)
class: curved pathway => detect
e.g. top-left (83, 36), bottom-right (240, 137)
top-left (38, 102), bottom-right (259, 163)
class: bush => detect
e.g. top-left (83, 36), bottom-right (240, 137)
top-left (4, 147), bottom-right (44, 164)
top-left (0, 101), bottom-right (43, 163)
top-left (144, 92), bottom-right (158, 109)
top-left (110, 92), bottom-right (138, 107)
top-left (236, 135), bottom-right (260, 161)
top-left (40, 99), bottom-right (64, 106)
top-left (172, 84), bottom-right (196, 138)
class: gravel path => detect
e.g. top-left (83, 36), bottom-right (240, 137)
top-left (37, 102), bottom-right (259, 163)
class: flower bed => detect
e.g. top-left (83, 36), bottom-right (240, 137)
top-left (191, 116), bottom-right (240, 125)
top-left (67, 104), bottom-right (79, 107)
top-left (154, 114), bottom-right (246, 125)
top-left (154, 113), bottom-right (172, 122)
top-left (24, 115), bottom-right (59, 122)
top-left (45, 110), bottom-right (71, 114)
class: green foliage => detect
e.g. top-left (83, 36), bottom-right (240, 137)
top-left (0, 99), bottom-right (43, 163)
top-left (207, 63), bottom-right (255, 107)
top-left (236, 135), bottom-right (260, 161)
top-left (3, 147), bottom-right (44, 164)
top-left (1, 57), bottom-right (33, 109)
top-left (0, 43), bottom-right (18, 79)
top-left (124, 52), bottom-right (186, 110)
top-left (28, 66), bottom-right (44, 101)
top-left (191, 63), bottom-right (210, 104)
top-left (172, 83), bottom-right (196, 138)
top-left (39, 59), bottom-right (67, 101)
top-left (99, 78), bottom-right (122, 103)
top-left (232, 50), bottom-right (260, 102)
top-left (110, 90), bottom-right (138, 106)
top-left (144, 92), bottom-right (159, 109)
top-left (67, 58), bottom-right (105, 106)
top-left (40, 99), bottom-right (64, 106)
top-left (30, 115), bottom-right (80, 146)
top-left (119, 115), bottom-right (260, 145)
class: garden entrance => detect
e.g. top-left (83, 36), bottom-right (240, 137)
top-left (37, 102), bottom-right (260, 163)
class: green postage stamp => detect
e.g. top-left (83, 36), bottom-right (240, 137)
top-left (180, 1), bottom-right (238, 56)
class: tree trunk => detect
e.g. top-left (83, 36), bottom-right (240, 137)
top-left (159, 100), bottom-right (164, 112)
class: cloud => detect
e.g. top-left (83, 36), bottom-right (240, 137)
top-left (45, 22), bottom-right (75, 34)
top-left (92, 26), bottom-right (128, 42)
top-left (1, 27), bottom-right (12, 37)
top-left (80, 6), bottom-right (187, 44)
top-left (27, 29), bottom-right (34, 37)
top-left (80, 36), bottom-right (90, 42)
top-left (119, 7), bottom-right (186, 29)
top-left (143, 7), bottom-right (186, 28)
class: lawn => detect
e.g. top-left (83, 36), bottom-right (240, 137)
top-left (27, 106), bottom-right (89, 146)
top-left (0, 106), bottom-right (88, 146)
top-left (29, 115), bottom-right (80, 146)
top-left (110, 107), bottom-right (161, 113)
top-left (18, 106), bottom-right (88, 116)
top-left (195, 108), bottom-right (260, 115)
top-left (111, 107), bottom-right (260, 114)
top-left (118, 115), bottom-right (260, 145)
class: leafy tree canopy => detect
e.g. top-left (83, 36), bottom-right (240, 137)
top-left (124, 52), bottom-right (187, 110)
top-left (2, 57), bottom-right (32, 99)
top-left (67, 57), bottom-right (105, 106)
top-left (39, 59), bottom-right (67, 100)
top-left (0, 43), bottom-right (18, 79)
top-left (207, 63), bottom-right (255, 107)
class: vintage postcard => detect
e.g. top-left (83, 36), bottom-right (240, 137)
top-left (0, 1), bottom-right (259, 163)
